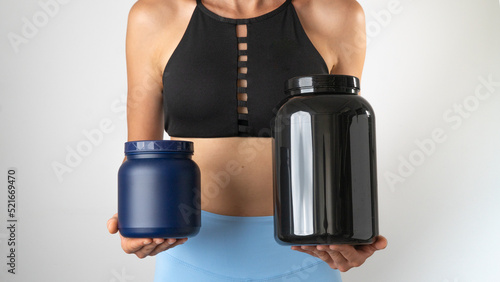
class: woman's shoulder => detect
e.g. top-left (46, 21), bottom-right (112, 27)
top-left (292, 0), bottom-right (365, 28)
top-left (127, 0), bottom-right (196, 32)
top-left (126, 0), bottom-right (197, 73)
top-left (292, 0), bottom-right (364, 13)
top-left (292, 0), bottom-right (366, 74)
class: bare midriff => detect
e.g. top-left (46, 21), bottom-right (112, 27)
top-left (170, 136), bottom-right (274, 217)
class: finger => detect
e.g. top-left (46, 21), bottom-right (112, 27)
top-left (121, 237), bottom-right (153, 254)
top-left (329, 244), bottom-right (363, 265)
top-left (135, 239), bottom-right (162, 259)
top-left (154, 238), bottom-right (165, 245)
top-left (374, 235), bottom-right (388, 250)
top-left (300, 245), bottom-right (318, 252)
top-left (166, 238), bottom-right (188, 250)
top-left (107, 213), bottom-right (118, 234)
top-left (293, 246), bottom-right (341, 270)
top-left (150, 238), bottom-right (188, 256)
top-left (312, 249), bottom-right (333, 264)
top-left (148, 240), bottom-right (174, 256)
top-left (354, 236), bottom-right (388, 254)
top-left (301, 246), bottom-right (334, 265)
top-left (291, 246), bottom-right (319, 258)
top-left (323, 248), bottom-right (349, 271)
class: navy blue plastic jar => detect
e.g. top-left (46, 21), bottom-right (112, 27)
top-left (118, 140), bottom-right (201, 238)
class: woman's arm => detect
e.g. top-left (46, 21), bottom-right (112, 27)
top-left (328, 0), bottom-right (366, 81)
top-left (107, 0), bottom-right (187, 259)
top-left (294, 0), bottom-right (366, 81)
top-left (291, 0), bottom-right (387, 272)
top-left (125, 0), bottom-right (165, 142)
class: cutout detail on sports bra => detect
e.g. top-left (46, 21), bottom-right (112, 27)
top-left (236, 24), bottom-right (249, 135)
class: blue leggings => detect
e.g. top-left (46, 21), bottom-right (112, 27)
top-left (154, 210), bottom-right (342, 281)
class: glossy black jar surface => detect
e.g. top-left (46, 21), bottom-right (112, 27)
top-left (272, 75), bottom-right (378, 245)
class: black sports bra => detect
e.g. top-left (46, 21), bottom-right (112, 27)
top-left (162, 0), bottom-right (329, 138)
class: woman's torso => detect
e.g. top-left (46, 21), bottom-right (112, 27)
top-left (171, 136), bottom-right (274, 216)
top-left (158, 0), bottom-right (340, 216)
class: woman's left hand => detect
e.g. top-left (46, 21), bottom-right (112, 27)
top-left (291, 235), bottom-right (388, 272)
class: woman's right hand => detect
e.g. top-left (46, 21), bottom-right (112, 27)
top-left (107, 213), bottom-right (188, 259)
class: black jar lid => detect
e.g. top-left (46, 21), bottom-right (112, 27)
top-left (125, 140), bottom-right (194, 154)
top-left (285, 75), bottom-right (360, 95)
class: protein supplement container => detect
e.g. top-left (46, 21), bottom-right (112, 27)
top-left (272, 75), bottom-right (378, 245)
top-left (118, 140), bottom-right (201, 238)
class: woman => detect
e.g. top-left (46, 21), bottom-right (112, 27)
top-left (107, 0), bottom-right (387, 280)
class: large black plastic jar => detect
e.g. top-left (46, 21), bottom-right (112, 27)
top-left (118, 140), bottom-right (201, 238)
top-left (272, 75), bottom-right (378, 245)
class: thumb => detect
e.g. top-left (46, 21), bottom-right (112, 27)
top-left (107, 214), bottom-right (119, 234)
top-left (373, 235), bottom-right (388, 250)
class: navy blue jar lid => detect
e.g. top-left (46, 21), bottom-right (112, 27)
top-left (125, 140), bottom-right (194, 154)
top-left (285, 74), bottom-right (360, 95)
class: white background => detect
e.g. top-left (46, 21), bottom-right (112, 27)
top-left (0, 0), bottom-right (499, 281)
